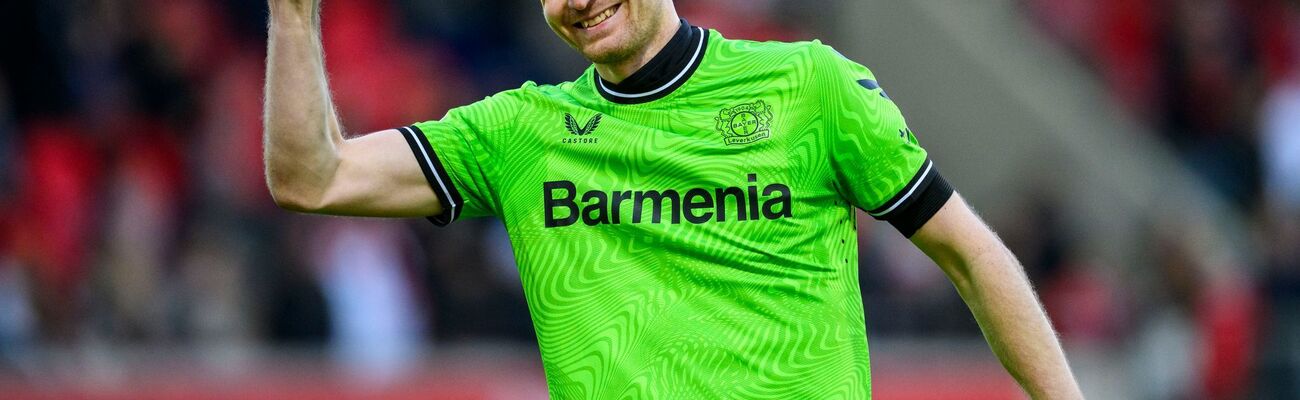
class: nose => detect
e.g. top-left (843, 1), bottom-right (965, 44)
top-left (568, 0), bottom-right (593, 11)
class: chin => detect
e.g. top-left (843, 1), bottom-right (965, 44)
top-left (583, 47), bottom-right (634, 65)
top-left (580, 37), bottom-right (638, 65)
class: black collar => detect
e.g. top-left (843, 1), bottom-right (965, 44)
top-left (594, 19), bottom-right (709, 104)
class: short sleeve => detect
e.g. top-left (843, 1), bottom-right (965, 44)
top-left (399, 93), bottom-right (518, 226)
top-left (816, 45), bottom-right (953, 237)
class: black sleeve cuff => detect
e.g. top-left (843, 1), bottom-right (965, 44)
top-left (866, 159), bottom-right (954, 237)
top-left (399, 125), bottom-right (464, 226)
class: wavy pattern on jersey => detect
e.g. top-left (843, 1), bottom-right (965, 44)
top-left (413, 29), bottom-right (934, 399)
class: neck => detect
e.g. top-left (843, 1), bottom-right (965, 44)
top-left (594, 16), bottom-right (682, 84)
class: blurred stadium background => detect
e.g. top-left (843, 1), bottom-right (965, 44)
top-left (0, 0), bottom-right (1297, 398)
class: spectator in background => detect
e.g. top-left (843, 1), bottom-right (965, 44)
top-left (95, 121), bottom-right (185, 341)
top-left (1022, 0), bottom-right (1289, 208)
top-left (307, 219), bottom-right (426, 384)
top-left (1255, 4), bottom-right (1300, 397)
top-left (1018, 199), bottom-right (1125, 346)
top-left (1260, 41), bottom-right (1300, 216)
top-left (1159, 0), bottom-right (1265, 208)
top-left (0, 226), bottom-right (37, 375)
top-left (1129, 223), bottom-right (1206, 400)
top-left (1254, 207), bottom-right (1300, 399)
top-left (1130, 220), bottom-right (1259, 400)
top-left (0, 70), bottom-right (34, 372)
top-left (12, 123), bottom-right (101, 343)
top-left (419, 219), bottom-right (535, 343)
top-left (175, 218), bottom-right (258, 364)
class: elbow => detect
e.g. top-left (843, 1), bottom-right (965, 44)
top-left (268, 184), bottom-right (309, 213)
top-left (270, 191), bottom-right (314, 213)
top-left (266, 174), bottom-right (323, 213)
top-left (262, 136), bottom-right (344, 213)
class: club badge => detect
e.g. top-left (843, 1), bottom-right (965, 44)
top-left (716, 100), bottom-right (773, 146)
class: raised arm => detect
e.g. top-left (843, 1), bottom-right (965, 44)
top-left (910, 194), bottom-right (1083, 399)
top-left (263, 0), bottom-right (440, 217)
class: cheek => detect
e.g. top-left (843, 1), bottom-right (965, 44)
top-left (541, 3), bottom-right (565, 29)
top-left (541, 11), bottom-right (573, 43)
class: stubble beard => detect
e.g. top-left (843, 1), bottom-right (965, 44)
top-left (581, 16), bottom-right (658, 66)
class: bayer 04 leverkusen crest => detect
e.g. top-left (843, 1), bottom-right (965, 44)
top-left (715, 100), bottom-right (773, 146)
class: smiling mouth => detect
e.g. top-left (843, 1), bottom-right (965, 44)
top-left (573, 4), bottom-right (620, 29)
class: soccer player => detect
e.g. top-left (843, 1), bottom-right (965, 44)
top-left (263, 0), bottom-right (1084, 398)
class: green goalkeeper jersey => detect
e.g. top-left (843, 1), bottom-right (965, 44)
top-left (399, 21), bottom-right (952, 399)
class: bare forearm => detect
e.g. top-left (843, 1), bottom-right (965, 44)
top-left (264, 1), bottom-right (342, 208)
top-left (949, 246), bottom-right (1082, 399)
top-left (912, 196), bottom-right (1082, 399)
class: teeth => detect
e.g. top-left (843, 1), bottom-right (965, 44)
top-left (581, 6), bottom-right (616, 29)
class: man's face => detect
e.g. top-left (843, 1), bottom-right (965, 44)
top-left (542, 0), bottom-right (671, 65)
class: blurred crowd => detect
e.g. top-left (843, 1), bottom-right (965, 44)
top-left (1021, 0), bottom-right (1300, 398)
top-left (0, 0), bottom-right (1297, 399)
